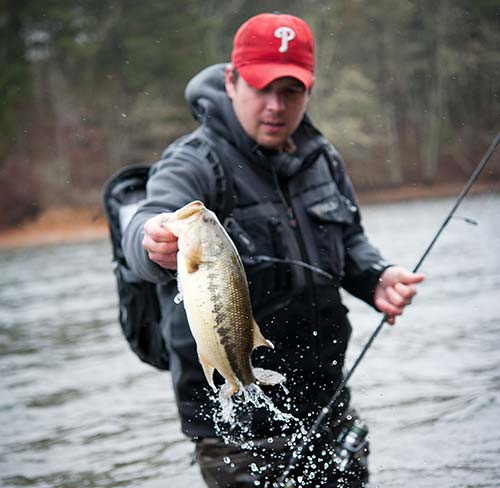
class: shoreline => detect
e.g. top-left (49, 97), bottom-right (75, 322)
top-left (0, 181), bottom-right (497, 251)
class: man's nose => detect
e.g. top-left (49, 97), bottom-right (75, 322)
top-left (265, 91), bottom-right (285, 111)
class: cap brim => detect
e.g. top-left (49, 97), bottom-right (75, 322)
top-left (238, 63), bottom-right (314, 90)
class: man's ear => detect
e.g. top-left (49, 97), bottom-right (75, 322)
top-left (225, 65), bottom-right (236, 100)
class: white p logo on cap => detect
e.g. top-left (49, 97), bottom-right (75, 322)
top-left (274, 27), bottom-right (296, 53)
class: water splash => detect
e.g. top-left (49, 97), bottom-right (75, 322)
top-left (211, 382), bottom-right (297, 445)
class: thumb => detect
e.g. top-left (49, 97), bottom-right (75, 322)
top-left (400, 270), bottom-right (425, 284)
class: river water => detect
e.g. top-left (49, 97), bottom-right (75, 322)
top-left (1, 193), bottom-right (499, 488)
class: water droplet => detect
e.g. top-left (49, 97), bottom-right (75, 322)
top-left (223, 456), bottom-right (231, 464)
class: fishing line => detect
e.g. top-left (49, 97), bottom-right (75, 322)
top-left (276, 130), bottom-right (500, 487)
top-left (242, 255), bottom-right (335, 280)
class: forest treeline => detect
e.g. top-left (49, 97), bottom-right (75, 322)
top-left (1, 0), bottom-right (499, 228)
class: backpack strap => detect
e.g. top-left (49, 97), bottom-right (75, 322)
top-left (163, 128), bottom-right (237, 221)
top-left (204, 134), bottom-right (237, 222)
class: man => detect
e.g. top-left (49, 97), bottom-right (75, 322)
top-left (122, 12), bottom-right (424, 487)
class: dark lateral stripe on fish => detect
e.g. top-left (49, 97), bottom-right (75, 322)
top-left (208, 267), bottom-right (254, 384)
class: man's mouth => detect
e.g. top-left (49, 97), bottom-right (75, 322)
top-left (262, 121), bottom-right (285, 130)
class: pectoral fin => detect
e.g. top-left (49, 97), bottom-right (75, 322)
top-left (252, 320), bottom-right (274, 349)
top-left (181, 241), bottom-right (203, 273)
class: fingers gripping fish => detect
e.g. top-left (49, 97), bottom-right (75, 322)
top-left (160, 201), bottom-right (285, 397)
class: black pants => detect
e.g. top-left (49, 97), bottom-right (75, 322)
top-left (194, 410), bottom-right (369, 488)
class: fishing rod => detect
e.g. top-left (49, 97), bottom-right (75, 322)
top-left (276, 130), bottom-right (500, 487)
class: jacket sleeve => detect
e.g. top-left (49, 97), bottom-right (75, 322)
top-left (121, 142), bottom-right (218, 284)
top-left (329, 146), bottom-right (392, 308)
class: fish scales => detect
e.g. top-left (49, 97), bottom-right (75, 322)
top-left (206, 252), bottom-right (254, 385)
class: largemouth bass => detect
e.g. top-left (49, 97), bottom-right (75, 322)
top-left (161, 201), bottom-right (285, 397)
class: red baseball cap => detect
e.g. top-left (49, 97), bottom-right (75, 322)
top-left (231, 13), bottom-right (315, 90)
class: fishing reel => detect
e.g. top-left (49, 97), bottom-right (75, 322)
top-left (332, 418), bottom-right (369, 472)
top-left (277, 417), bottom-right (369, 487)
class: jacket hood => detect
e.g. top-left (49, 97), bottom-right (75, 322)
top-left (185, 63), bottom-right (326, 179)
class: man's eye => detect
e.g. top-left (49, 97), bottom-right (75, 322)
top-left (287, 87), bottom-right (305, 95)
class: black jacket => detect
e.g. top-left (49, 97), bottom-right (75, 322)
top-left (122, 64), bottom-right (389, 438)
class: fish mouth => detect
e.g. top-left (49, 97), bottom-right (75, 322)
top-left (175, 200), bottom-right (205, 220)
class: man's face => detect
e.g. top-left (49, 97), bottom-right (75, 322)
top-left (225, 67), bottom-right (310, 151)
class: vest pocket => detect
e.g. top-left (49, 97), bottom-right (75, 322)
top-left (302, 183), bottom-right (358, 277)
top-left (225, 208), bottom-right (305, 322)
top-left (304, 184), bottom-right (357, 224)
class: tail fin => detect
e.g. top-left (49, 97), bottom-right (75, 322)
top-left (253, 367), bottom-right (286, 386)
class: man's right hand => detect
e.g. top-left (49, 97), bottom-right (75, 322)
top-left (142, 213), bottom-right (179, 270)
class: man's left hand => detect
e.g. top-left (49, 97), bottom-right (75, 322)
top-left (374, 266), bottom-right (424, 325)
